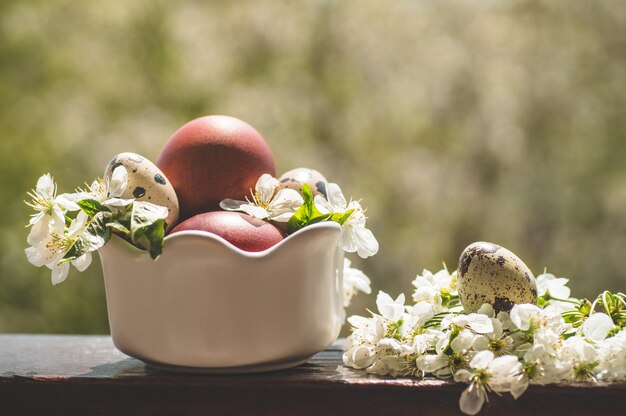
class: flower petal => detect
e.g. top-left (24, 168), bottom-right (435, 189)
top-left (510, 377), bottom-right (529, 399)
top-left (410, 302), bottom-right (435, 324)
top-left (416, 354), bottom-right (448, 373)
top-left (468, 314), bottom-right (494, 334)
top-left (268, 188), bottom-right (303, 221)
top-left (27, 218), bottom-right (48, 246)
top-left (354, 226), bottom-right (379, 258)
top-left (473, 336), bottom-right (490, 351)
top-left (25, 246), bottom-right (49, 267)
top-left (313, 194), bottom-right (332, 214)
top-left (271, 188), bottom-right (303, 210)
top-left (72, 252), bottom-right (92, 272)
top-left (219, 199), bottom-right (247, 211)
top-left (103, 197), bottom-right (135, 207)
top-left (340, 225), bottom-right (360, 253)
top-left (470, 350), bottom-right (494, 369)
top-left (56, 193), bottom-right (81, 212)
top-left (108, 166), bottom-right (128, 198)
top-left (454, 369), bottom-right (473, 383)
top-left (347, 315), bottom-right (369, 329)
top-left (510, 304), bottom-right (541, 331)
top-left (376, 291), bottom-right (405, 321)
top-left (255, 174), bottom-right (279, 204)
top-left (240, 204), bottom-right (270, 220)
top-left (351, 346), bottom-right (374, 369)
top-left (325, 183), bottom-right (347, 211)
top-left (459, 382), bottom-right (486, 416)
top-left (67, 211), bottom-right (89, 237)
top-left (36, 173), bottom-right (55, 198)
top-left (583, 312), bottom-right (614, 342)
top-left (489, 354), bottom-right (520, 376)
top-left (51, 263), bottom-right (70, 285)
top-left (477, 304), bottom-right (495, 318)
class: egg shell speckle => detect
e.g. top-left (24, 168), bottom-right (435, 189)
top-left (278, 167), bottom-right (328, 197)
top-left (457, 241), bottom-right (537, 313)
top-left (104, 152), bottom-right (179, 233)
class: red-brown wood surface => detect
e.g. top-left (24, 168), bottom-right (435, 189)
top-left (0, 335), bottom-right (624, 415)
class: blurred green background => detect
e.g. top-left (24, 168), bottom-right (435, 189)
top-left (1, 0), bottom-right (626, 334)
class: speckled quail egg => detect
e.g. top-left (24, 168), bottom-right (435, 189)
top-left (457, 241), bottom-right (537, 313)
top-left (104, 152), bottom-right (179, 233)
top-left (278, 168), bottom-right (328, 197)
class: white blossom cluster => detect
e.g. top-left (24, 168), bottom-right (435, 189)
top-left (221, 174), bottom-right (379, 258)
top-left (25, 168), bottom-right (168, 284)
top-left (343, 268), bottom-right (626, 415)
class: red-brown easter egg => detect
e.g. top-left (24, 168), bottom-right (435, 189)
top-left (157, 116), bottom-right (276, 221)
top-left (170, 211), bottom-right (285, 252)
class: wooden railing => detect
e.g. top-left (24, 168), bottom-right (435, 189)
top-left (0, 335), bottom-right (625, 415)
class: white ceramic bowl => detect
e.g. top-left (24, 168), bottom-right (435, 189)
top-left (98, 222), bottom-right (344, 373)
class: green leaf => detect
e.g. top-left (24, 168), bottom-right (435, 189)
top-left (330, 208), bottom-right (354, 225)
top-left (288, 183), bottom-right (315, 233)
top-left (287, 183), bottom-right (339, 233)
top-left (77, 199), bottom-right (109, 216)
top-left (116, 210), bottom-right (132, 230)
top-left (129, 201), bottom-right (168, 259)
top-left (130, 201), bottom-right (168, 240)
top-left (65, 211), bottom-right (113, 260)
top-left (107, 221), bottom-right (130, 236)
top-left (132, 219), bottom-right (165, 259)
top-left (287, 207), bottom-right (308, 233)
top-left (307, 212), bottom-right (332, 225)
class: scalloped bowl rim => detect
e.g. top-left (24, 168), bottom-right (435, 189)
top-left (117, 220), bottom-right (343, 258)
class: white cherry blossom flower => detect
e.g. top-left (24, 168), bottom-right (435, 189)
top-left (63, 165), bottom-right (134, 210)
top-left (342, 258), bottom-right (371, 307)
top-left (401, 302), bottom-right (435, 339)
top-left (521, 343), bottom-right (571, 385)
top-left (412, 268), bottom-right (458, 312)
top-left (442, 313), bottom-right (494, 335)
top-left (537, 272), bottom-right (576, 311)
top-left (25, 173), bottom-right (82, 246)
top-left (413, 268), bottom-right (458, 297)
top-left (25, 213), bottom-right (66, 268)
top-left (596, 329), bottom-right (626, 380)
top-left (82, 165), bottom-right (135, 208)
top-left (365, 358), bottom-right (389, 375)
top-left (562, 336), bottom-right (599, 381)
top-left (343, 344), bottom-right (377, 369)
top-left (454, 351), bottom-right (524, 415)
top-left (26, 173), bottom-right (65, 228)
top-left (415, 353), bottom-right (452, 376)
top-left (376, 291), bottom-right (405, 322)
top-left (220, 174), bottom-right (303, 222)
top-left (450, 329), bottom-right (478, 355)
top-left (473, 318), bottom-right (514, 356)
top-left (537, 272), bottom-right (571, 299)
top-left (314, 183), bottom-right (378, 258)
top-left (343, 270), bottom-right (626, 415)
top-left (381, 354), bottom-right (419, 377)
top-left (496, 310), bottom-right (516, 332)
top-left (510, 304), bottom-right (564, 334)
top-left (25, 211), bottom-right (92, 285)
top-left (417, 329), bottom-right (476, 377)
top-left (412, 328), bottom-right (444, 355)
